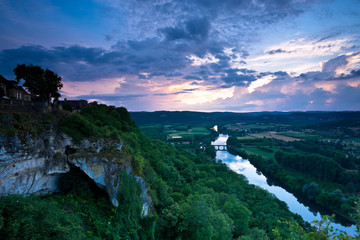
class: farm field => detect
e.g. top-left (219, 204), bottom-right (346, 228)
top-left (224, 123), bottom-right (288, 131)
top-left (235, 130), bottom-right (325, 142)
top-left (166, 126), bottom-right (210, 138)
top-left (242, 147), bottom-right (275, 161)
top-left (248, 132), bottom-right (300, 142)
top-left (139, 123), bottom-right (213, 142)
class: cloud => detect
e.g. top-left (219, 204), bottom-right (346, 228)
top-left (1, 0), bottom-right (359, 112)
top-left (0, 39), bottom-right (191, 81)
top-left (248, 75), bottom-right (275, 93)
top-left (221, 68), bottom-right (256, 87)
top-left (261, 37), bottom-right (355, 60)
top-left (266, 48), bottom-right (291, 55)
top-left (75, 93), bottom-right (147, 101)
top-left (118, 0), bottom-right (313, 21)
top-left (321, 53), bottom-right (351, 74)
top-left (323, 51), bottom-right (360, 76)
top-left (246, 36), bottom-right (359, 74)
top-left (293, 51), bottom-right (360, 82)
top-left (183, 75), bottom-right (203, 80)
top-left (160, 17), bottom-right (211, 42)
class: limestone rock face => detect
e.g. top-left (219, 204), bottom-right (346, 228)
top-left (67, 153), bottom-right (125, 207)
top-left (0, 129), bottom-right (70, 195)
top-left (0, 129), bottom-right (150, 215)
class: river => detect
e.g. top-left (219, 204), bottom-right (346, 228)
top-left (211, 133), bottom-right (356, 235)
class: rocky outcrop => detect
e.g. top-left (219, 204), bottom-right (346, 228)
top-left (0, 129), bottom-right (70, 195)
top-left (0, 128), bottom-right (151, 215)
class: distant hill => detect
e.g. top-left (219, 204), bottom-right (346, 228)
top-left (130, 111), bottom-right (360, 126)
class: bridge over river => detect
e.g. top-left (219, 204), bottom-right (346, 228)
top-left (211, 133), bottom-right (356, 235)
top-left (213, 145), bottom-right (228, 151)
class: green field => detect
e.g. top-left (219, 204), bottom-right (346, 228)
top-left (242, 147), bottom-right (276, 160)
top-left (236, 130), bottom-right (323, 142)
top-left (167, 126), bottom-right (210, 138)
top-left (225, 123), bottom-right (280, 130)
top-left (279, 131), bottom-right (322, 140)
top-left (236, 136), bottom-right (257, 140)
top-left (139, 123), bottom-right (212, 141)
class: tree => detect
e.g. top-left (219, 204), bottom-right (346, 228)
top-left (223, 198), bottom-right (252, 237)
top-left (13, 64), bottom-right (63, 102)
top-left (302, 182), bottom-right (319, 200)
top-left (159, 194), bottom-right (233, 240)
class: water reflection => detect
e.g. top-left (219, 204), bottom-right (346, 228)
top-left (212, 134), bottom-right (356, 235)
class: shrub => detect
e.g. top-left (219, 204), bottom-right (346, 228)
top-left (60, 114), bottom-right (97, 143)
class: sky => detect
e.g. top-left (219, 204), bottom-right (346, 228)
top-left (0, 0), bottom-right (360, 112)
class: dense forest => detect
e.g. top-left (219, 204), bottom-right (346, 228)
top-left (1, 105), bottom-right (359, 239)
top-left (226, 133), bottom-right (360, 227)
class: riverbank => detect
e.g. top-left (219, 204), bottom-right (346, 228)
top-left (227, 146), bottom-right (355, 226)
top-left (212, 134), bottom-right (357, 236)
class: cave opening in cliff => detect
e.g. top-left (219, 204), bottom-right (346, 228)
top-left (57, 163), bottom-right (109, 201)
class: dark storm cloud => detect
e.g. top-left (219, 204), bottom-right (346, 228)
top-left (347, 69), bottom-right (360, 77)
top-left (221, 68), bottom-right (257, 86)
top-left (0, 38), bottom-right (191, 81)
top-left (336, 69), bottom-right (360, 80)
top-left (273, 71), bottom-right (290, 78)
top-left (0, 37), bottom-right (228, 83)
top-left (298, 66), bottom-right (360, 82)
top-left (183, 75), bottom-right (203, 80)
top-left (0, 45), bottom-right (107, 80)
top-left (297, 71), bottom-right (330, 82)
top-left (237, 68), bottom-right (257, 74)
top-left (160, 17), bottom-right (211, 42)
top-left (0, 0), bottom-right (318, 86)
top-left (165, 72), bottom-right (184, 77)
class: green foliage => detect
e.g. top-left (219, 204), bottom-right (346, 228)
top-left (7, 106), bottom-right (351, 239)
top-left (275, 151), bottom-right (341, 182)
top-left (13, 64), bottom-right (63, 102)
top-left (274, 213), bottom-right (360, 240)
top-left (81, 103), bottom-right (135, 132)
top-left (227, 136), bottom-right (239, 146)
top-left (132, 152), bottom-right (145, 176)
top-left (237, 228), bottom-right (269, 240)
top-left (60, 113), bottom-right (97, 143)
top-left (302, 182), bottom-right (319, 200)
top-left (0, 195), bottom-right (85, 240)
top-left (228, 133), bottom-right (358, 227)
top-left (60, 103), bottom-right (137, 144)
top-left (115, 171), bottom-right (143, 240)
top-left (158, 194), bottom-right (233, 240)
top-left (40, 166), bottom-right (155, 240)
top-left (127, 131), bottom-right (309, 239)
top-left (223, 197), bottom-right (252, 237)
top-left (205, 144), bottom-right (216, 159)
top-left (0, 112), bottom-right (56, 138)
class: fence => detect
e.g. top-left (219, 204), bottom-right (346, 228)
top-left (0, 98), bottom-right (50, 112)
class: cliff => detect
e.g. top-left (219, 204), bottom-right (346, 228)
top-left (0, 125), bottom-right (150, 215)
